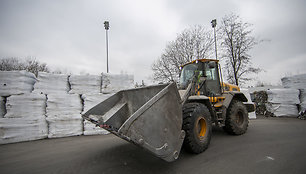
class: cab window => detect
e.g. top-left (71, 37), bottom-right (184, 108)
top-left (205, 64), bottom-right (218, 80)
top-left (179, 64), bottom-right (198, 88)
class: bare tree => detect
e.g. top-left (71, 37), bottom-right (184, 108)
top-left (220, 13), bottom-right (261, 86)
top-left (0, 57), bottom-right (24, 71)
top-left (152, 25), bottom-right (214, 83)
top-left (0, 57), bottom-right (50, 76)
top-left (24, 58), bottom-right (50, 76)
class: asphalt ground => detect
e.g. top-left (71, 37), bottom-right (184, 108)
top-left (1, 116), bottom-right (306, 174)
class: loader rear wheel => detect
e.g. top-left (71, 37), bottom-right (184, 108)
top-left (182, 103), bottom-right (212, 154)
top-left (223, 100), bottom-right (249, 135)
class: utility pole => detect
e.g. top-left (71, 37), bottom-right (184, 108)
top-left (104, 21), bottom-right (110, 73)
top-left (211, 19), bottom-right (217, 60)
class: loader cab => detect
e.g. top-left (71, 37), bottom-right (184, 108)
top-left (179, 59), bottom-right (222, 96)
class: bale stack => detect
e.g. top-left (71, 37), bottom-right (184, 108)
top-left (69, 74), bottom-right (103, 135)
top-left (282, 74), bottom-right (306, 111)
top-left (265, 89), bottom-right (300, 117)
top-left (1, 94), bottom-right (48, 144)
top-left (33, 72), bottom-right (84, 138)
top-left (0, 71), bottom-right (135, 144)
top-left (46, 93), bottom-right (83, 138)
top-left (0, 70), bottom-right (48, 144)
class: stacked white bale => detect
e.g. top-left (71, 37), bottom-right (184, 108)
top-left (0, 71), bottom-right (36, 96)
top-left (281, 74), bottom-right (306, 111)
top-left (0, 118), bottom-right (48, 144)
top-left (102, 73), bottom-right (134, 94)
top-left (266, 89), bottom-right (299, 104)
top-left (69, 75), bottom-right (101, 94)
top-left (0, 96), bottom-right (5, 118)
top-left (0, 93), bottom-right (48, 144)
top-left (300, 89), bottom-right (306, 111)
top-left (46, 93), bottom-right (83, 138)
top-left (5, 93), bottom-right (46, 118)
top-left (281, 74), bottom-right (306, 89)
top-left (240, 89), bottom-right (256, 119)
top-left (265, 89), bottom-right (299, 117)
top-left (81, 93), bottom-right (113, 135)
top-left (33, 72), bottom-right (69, 94)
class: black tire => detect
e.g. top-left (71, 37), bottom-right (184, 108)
top-left (182, 103), bottom-right (212, 154)
top-left (223, 100), bottom-right (249, 135)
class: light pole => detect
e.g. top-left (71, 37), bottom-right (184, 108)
top-left (104, 21), bottom-right (110, 73)
top-left (211, 19), bottom-right (217, 60)
top-left (211, 19), bottom-right (224, 92)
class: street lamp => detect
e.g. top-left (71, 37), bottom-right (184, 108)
top-left (211, 19), bottom-right (224, 92)
top-left (104, 21), bottom-right (110, 73)
top-left (211, 19), bottom-right (217, 60)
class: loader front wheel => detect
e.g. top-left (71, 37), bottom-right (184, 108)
top-left (182, 103), bottom-right (212, 154)
top-left (223, 100), bottom-right (249, 135)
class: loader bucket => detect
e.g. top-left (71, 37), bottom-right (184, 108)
top-left (82, 83), bottom-right (185, 162)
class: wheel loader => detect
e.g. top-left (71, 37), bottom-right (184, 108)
top-left (83, 58), bottom-right (255, 162)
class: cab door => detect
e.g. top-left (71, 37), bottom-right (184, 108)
top-left (203, 62), bottom-right (222, 96)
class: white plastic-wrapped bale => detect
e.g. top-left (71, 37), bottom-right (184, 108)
top-left (266, 88), bottom-right (299, 117)
top-left (46, 93), bottom-right (82, 116)
top-left (5, 93), bottom-right (46, 118)
top-left (46, 93), bottom-right (83, 138)
top-left (281, 74), bottom-right (306, 89)
top-left (265, 103), bottom-right (299, 117)
top-left (33, 72), bottom-right (69, 94)
top-left (240, 89), bottom-right (256, 119)
top-left (0, 71), bottom-right (36, 96)
top-left (81, 93), bottom-right (112, 135)
top-left (0, 96), bottom-right (5, 118)
top-left (102, 73), bottom-right (134, 94)
top-left (300, 89), bottom-right (306, 111)
top-left (266, 89), bottom-right (300, 104)
top-left (0, 117), bottom-right (48, 144)
top-left (46, 116), bottom-right (83, 138)
top-left (69, 75), bottom-right (101, 94)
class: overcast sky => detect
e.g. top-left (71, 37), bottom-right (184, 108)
top-left (0, 0), bottom-right (305, 86)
